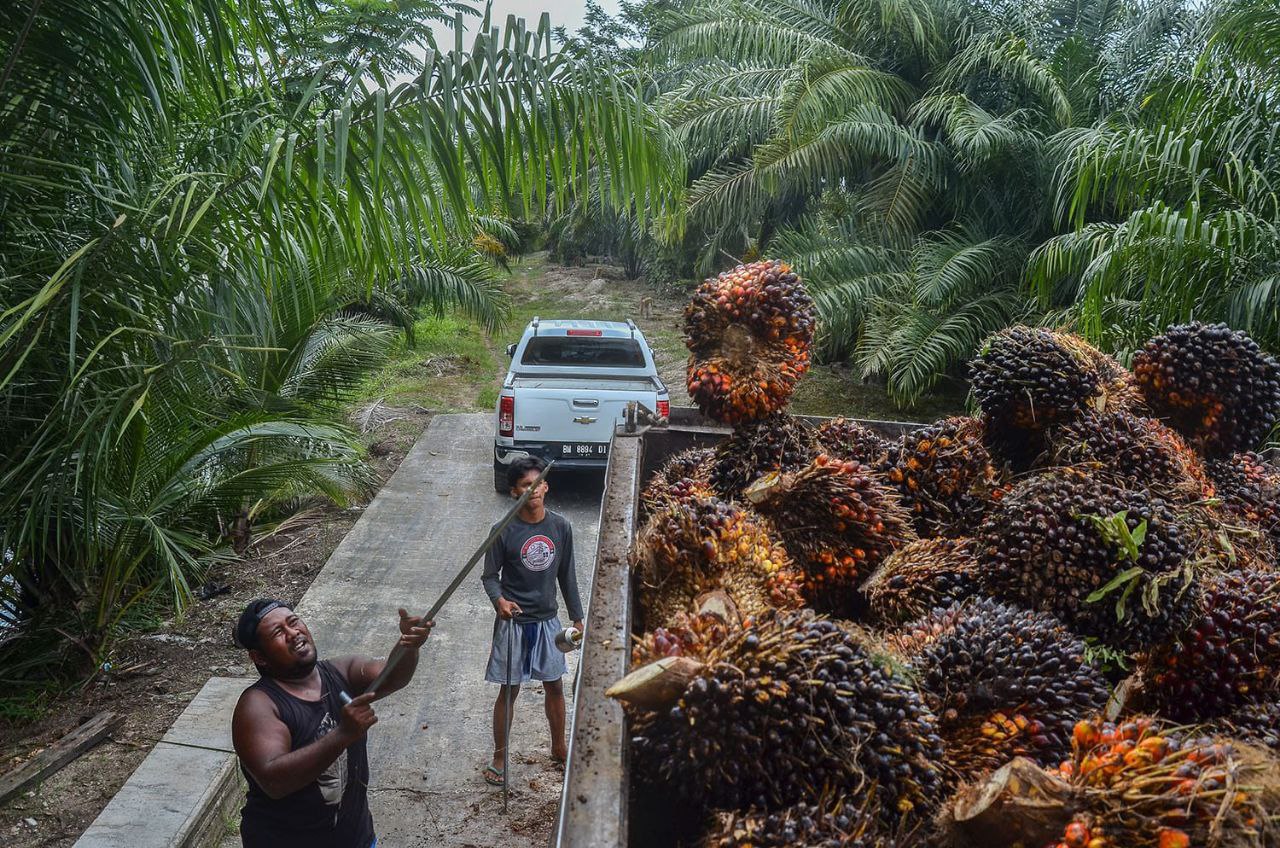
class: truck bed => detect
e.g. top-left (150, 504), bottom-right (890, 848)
top-left (553, 407), bottom-right (922, 847)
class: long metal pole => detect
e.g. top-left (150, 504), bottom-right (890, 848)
top-left (503, 622), bottom-right (515, 814)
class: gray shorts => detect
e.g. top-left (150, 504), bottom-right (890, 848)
top-left (485, 617), bottom-right (567, 684)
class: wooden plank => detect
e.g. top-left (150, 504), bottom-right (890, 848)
top-left (0, 711), bottom-right (122, 804)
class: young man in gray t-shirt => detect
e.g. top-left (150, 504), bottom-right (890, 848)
top-left (480, 456), bottom-right (584, 787)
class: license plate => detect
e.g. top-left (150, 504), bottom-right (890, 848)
top-left (557, 442), bottom-right (609, 458)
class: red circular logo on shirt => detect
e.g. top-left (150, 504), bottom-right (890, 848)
top-left (520, 535), bottom-right (556, 572)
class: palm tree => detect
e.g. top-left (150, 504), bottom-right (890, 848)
top-left (649, 0), bottom-right (1072, 403)
top-left (0, 0), bottom-right (681, 680)
top-left (1029, 0), bottom-right (1280, 355)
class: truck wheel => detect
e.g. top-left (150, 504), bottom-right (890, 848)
top-left (493, 462), bottom-right (508, 494)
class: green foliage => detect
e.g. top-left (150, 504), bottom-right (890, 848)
top-left (0, 0), bottom-right (679, 682)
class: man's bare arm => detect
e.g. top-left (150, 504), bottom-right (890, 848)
top-left (231, 688), bottom-right (376, 799)
top-left (339, 609), bottom-right (433, 699)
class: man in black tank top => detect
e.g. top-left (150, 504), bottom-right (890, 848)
top-left (230, 599), bottom-right (433, 848)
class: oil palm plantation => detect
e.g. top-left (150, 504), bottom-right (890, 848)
top-left (0, 0), bottom-right (681, 680)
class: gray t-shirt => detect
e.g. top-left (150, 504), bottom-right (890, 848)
top-left (481, 510), bottom-right (584, 623)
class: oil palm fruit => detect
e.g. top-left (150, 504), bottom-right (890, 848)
top-left (1143, 568), bottom-right (1280, 722)
top-left (862, 538), bottom-right (985, 625)
top-left (1133, 322), bottom-right (1280, 458)
top-left (969, 326), bottom-right (1101, 429)
top-left (709, 411), bottom-right (819, 498)
top-left (880, 416), bottom-right (1003, 537)
top-left (633, 493), bottom-right (804, 630)
top-left (611, 611), bottom-right (946, 825)
top-left (684, 260), bottom-right (816, 424)
top-left (1048, 410), bottom-right (1214, 505)
top-left (744, 455), bottom-right (914, 615)
top-left (1051, 331), bottom-right (1145, 413)
top-left (641, 448), bottom-right (715, 517)
top-left (977, 468), bottom-right (1193, 651)
top-left (1208, 451), bottom-right (1280, 547)
top-left (815, 418), bottom-right (890, 466)
top-left (896, 599), bottom-right (1109, 779)
top-left (702, 797), bottom-right (886, 847)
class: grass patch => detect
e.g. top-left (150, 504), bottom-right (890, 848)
top-left (791, 365), bottom-right (969, 423)
top-left (355, 313), bottom-right (498, 413)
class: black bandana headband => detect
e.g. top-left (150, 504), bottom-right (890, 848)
top-left (233, 599), bottom-right (288, 650)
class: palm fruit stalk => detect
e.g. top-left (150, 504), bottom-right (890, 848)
top-left (610, 611), bottom-right (946, 826)
top-left (969, 326), bottom-right (1102, 430)
top-left (880, 416), bottom-right (1004, 537)
top-left (702, 797), bottom-right (887, 848)
top-left (709, 411), bottom-right (819, 498)
top-left (641, 447), bottom-right (715, 518)
top-left (1051, 330), bottom-right (1145, 414)
top-left (1142, 567), bottom-right (1280, 722)
top-left (894, 599), bottom-right (1110, 781)
top-left (862, 537), bottom-right (985, 625)
top-left (949, 717), bottom-right (1279, 848)
top-left (1208, 451), bottom-right (1280, 548)
top-left (743, 455), bottom-right (914, 615)
top-left (976, 467), bottom-right (1194, 651)
top-left (633, 493), bottom-right (804, 630)
top-left (1133, 322), bottom-right (1280, 458)
top-left (1047, 409), bottom-right (1214, 506)
top-left (815, 418), bottom-right (891, 466)
top-left (684, 260), bottom-right (816, 425)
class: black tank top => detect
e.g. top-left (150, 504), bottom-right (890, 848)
top-left (239, 661), bottom-right (374, 848)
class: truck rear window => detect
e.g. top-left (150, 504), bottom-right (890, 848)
top-left (520, 337), bottom-right (646, 368)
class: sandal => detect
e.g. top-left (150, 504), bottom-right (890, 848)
top-left (482, 765), bottom-right (506, 787)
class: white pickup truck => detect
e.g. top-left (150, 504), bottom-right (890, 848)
top-left (492, 318), bottom-right (671, 491)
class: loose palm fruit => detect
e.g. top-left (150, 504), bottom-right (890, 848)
top-left (862, 538), bottom-right (985, 625)
top-left (1133, 322), bottom-right (1280, 458)
top-left (684, 260), bottom-right (816, 424)
top-left (745, 455), bottom-right (914, 615)
top-left (880, 416), bottom-right (1003, 536)
top-left (977, 468), bottom-right (1193, 651)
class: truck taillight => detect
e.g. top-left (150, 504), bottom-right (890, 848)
top-left (657, 399), bottom-right (670, 419)
top-left (498, 395), bottom-right (515, 436)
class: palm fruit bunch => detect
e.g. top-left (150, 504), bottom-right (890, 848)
top-left (1133, 322), bottom-right (1280, 458)
top-left (610, 611), bottom-right (946, 825)
top-left (709, 411), bottom-right (819, 498)
top-left (1219, 698), bottom-right (1280, 752)
top-left (1052, 330), bottom-right (1145, 413)
top-left (1047, 409), bottom-right (1214, 505)
top-left (894, 599), bottom-right (1110, 780)
top-left (641, 447), bottom-right (715, 518)
top-left (976, 467), bottom-right (1193, 651)
top-left (862, 538), bottom-right (984, 625)
top-left (815, 418), bottom-right (890, 466)
top-left (633, 493), bottom-right (804, 629)
top-left (1044, 717), bottom-right (1275, 848)
top-left (969, 326), bottom-right (1102, 430)
top-left (684, 260), bottom-right (816, 425)
top-left (1141, 568), bottom-right (1280, 722)
top-left (879, 417), bottom-right (1003, 537)
top-left (632, 609), bottom-right (737, 667)
top-left (1208, 451), bottom-right (1280, 547)
top-left (743, 455), bottom-right (914, 615)
top-left (702, 798), bottom-right (885, 848)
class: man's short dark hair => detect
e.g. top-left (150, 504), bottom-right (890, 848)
top-left (507, 456), bottom-right (546, 491)
top-left (233, 598), bottom-right (289, 650)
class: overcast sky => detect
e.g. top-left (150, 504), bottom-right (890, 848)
top-left (428, 0), bottom-right (621, 46)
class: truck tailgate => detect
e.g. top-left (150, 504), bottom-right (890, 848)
top-left (511, 377), bottom-right (657, 448)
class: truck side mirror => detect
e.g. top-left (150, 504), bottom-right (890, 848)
top-left (506, 343), bottom-right (517, 358)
